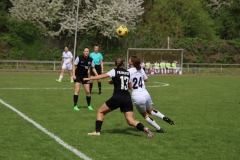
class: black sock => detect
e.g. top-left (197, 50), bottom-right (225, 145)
top-left (96, 120), bottom-right (103, 132)
top-left (73, 95), bottom-right (78, 106)
top-left (86, 96), bottom-right (91, 106)
top-left (98, 82), bottom-right (101, 92)
top-left (136, 123), bottom-right (144, 131)
top-left (90, 83), bottom-right (93, 93)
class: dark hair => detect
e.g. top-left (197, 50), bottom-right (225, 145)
top-left (130, 56), bottom-right (141, 70)
top-left (115, 57), bottom-right (124, 68)
top-left (83, 46), bottom-right (89, 51)
top-left (94, 44), bottom-right (99, 47)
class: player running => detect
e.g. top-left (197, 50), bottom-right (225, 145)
top-left (83, 57), bottom-right (154, 137)
top-left (128, 56), bottom-right (174, 133)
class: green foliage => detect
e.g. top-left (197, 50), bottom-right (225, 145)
top-left (216, 1), bottom-right (240, 39)
top-left (193, 55), bottom-right (205, 63)
top-left (217, 53), bottom-right (235, 63)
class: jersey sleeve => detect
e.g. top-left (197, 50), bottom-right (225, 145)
top-left (141, 68), bottom-right (148, 80)
top-left (106, 69), bottom-right (115, 77)
top-left (91, 59), bottom-right (95, 67)
top-left (74, 57), bottom-right (79, 65)
top-left (69, 52), bottom-right (73, 58)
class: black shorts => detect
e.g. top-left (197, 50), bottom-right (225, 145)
top-left (90, 65), bottom-right (101, 76)
top-left (105, 93), bottom-right (133, 112)
top-left (74, 76), bottom-right (89, 84)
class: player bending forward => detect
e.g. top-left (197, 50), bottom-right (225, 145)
top-left (83, 57), bottom-right (154, 137)
top-left (128, 56), bottom-right (174, 133)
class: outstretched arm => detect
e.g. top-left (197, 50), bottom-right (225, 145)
top-left (84, 73), bottom-right (109, 81)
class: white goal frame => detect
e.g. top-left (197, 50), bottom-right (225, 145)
top-left (126, 48), bottom-right (184, 74)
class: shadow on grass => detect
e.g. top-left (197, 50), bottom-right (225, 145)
top-left (103, 127), bottom-right (143, 137)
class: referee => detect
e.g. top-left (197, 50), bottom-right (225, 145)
top-left (89, 44), bottom-right (104, 95)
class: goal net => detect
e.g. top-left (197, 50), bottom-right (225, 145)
top-left (126, 48), bottom-right (184, 74)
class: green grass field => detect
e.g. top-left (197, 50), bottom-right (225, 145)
top-left (0, 73), bottom-right (240, 160)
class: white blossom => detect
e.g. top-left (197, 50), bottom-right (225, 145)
top-left (9, 0), bottom-right (144, 38)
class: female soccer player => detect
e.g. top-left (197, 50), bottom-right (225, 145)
top-left (72, 47), bottom-right (98, 111)
top-left (128, 56), bottom-right (174, 133)
top-left (83, 57), bottom-right (154, 137)
top-left (56, 46), bottom-right (74, 82)
top-left (89, 44), bottom-right (104, 95)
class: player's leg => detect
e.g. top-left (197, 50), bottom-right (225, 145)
top-left (96, 66), bottom-right (102, 95)
top-left (89, 67), bottom-right (94, 93)
top-left (122, 95), bottom-right (153, 137)
top-left (124, 111), bottom-right (153, 138)
top-left (83, 82), bottom-right (93, 110)
top-left (134, 96), bottom-right (162, 132)
top-left (67, 63), bottom-right (74, 82)
top-left (73, 81), bottom-right (80, 111)
top-left (56, 64), bottom-right (66, 82)
top-left (88, 103), bottom-right (112, 136)
top-left (146, 96), bottom-right (174, 125)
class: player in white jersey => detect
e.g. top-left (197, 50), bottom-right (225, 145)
top-left (56, 46), bottom-right (74, 82)
top-left (128, 56), bottom-right (174, 133)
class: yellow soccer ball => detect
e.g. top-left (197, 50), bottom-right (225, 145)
top-left (116, 25), bottom-right (128, 37)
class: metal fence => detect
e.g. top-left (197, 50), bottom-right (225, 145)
top-left (0, 60), bottom-right (240, 75)
top-left (0, 60), bottom-right (115, 72)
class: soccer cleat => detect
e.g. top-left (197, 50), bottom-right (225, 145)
top-left (73, 106), bottom-right (80, 111)
top-left (88, 132), bottom-right (100, 136)
top-left (88, 106), bottom-right (93, 110)
top-left (163, 116), bottom-right (174, 125)
top-left (98, 92), bottom-right (102, 95)
top-left (55, 79), bottom-right (61, 82)
top-left (144, 127), bottom-right (154, 138)
top-left (70, 80), bottom-right (74, 83)
top-left (157, 128), bottom-right (164, 133)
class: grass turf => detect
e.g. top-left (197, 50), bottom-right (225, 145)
top-left (0, 73), bottom-right (240, 160)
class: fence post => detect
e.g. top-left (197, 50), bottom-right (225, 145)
top-left (17, 61), bottom-right (18, 70)
top-left (54, 62), bottom-right (55, 71)
top-left (220, 64), bottom-right (222, 74)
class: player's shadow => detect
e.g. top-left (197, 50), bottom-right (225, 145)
top-left (103, 127), bottom-right (142, 137)
top-left (77, 106), bottom-right (91, 109)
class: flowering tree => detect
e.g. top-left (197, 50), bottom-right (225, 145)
top-left (9, 0), bottom-right (144, 38)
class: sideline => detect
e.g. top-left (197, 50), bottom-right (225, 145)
top-left (0, 99), bottom-right (92, 160)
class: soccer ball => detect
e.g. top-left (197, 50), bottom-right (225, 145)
top-left (116, 25), bottom-right (128, 37)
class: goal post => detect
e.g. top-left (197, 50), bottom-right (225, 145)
top-left (126, 48), bottom-right (184, 74)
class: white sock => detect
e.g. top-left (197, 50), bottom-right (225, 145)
top-left (59, 75), bottom-right (63, 80)
top-left (146, 116), bottom-right (161, 130)
top-left (70, 76), bottom-right (73, 80)
top-left (151, 109), bottom-right (165, 119)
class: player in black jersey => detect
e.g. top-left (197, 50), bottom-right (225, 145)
top-left (83, 57), bottom-right (154, 137)
top-left (72, 47), bottom-right (98, 111)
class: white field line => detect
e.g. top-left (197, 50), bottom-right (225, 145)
top-left (0, 99), bottom-right (92, 160)
top-left (0, 83), bottom-right (169, 90)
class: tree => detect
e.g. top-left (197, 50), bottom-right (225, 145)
top-left (9, 0), bottom-right (144, 38)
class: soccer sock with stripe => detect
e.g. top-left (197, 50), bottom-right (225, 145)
top-left (73, 95), bottom-right (78, 106)
top-left (146, 116), bottom-right (161, 130)
top-left (151, 109), bottom-right (165, 119)
top-left (96, 120), bottom-right (103, 132)
top-left (98, 82), bottom-right (101, 93)
top-left (86, 96), bottom-right (91, 106)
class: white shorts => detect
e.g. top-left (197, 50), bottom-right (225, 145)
top-left (132, 93), bottom-right (153, 113)
top-left (62, 62), bottom-right (73, 70)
